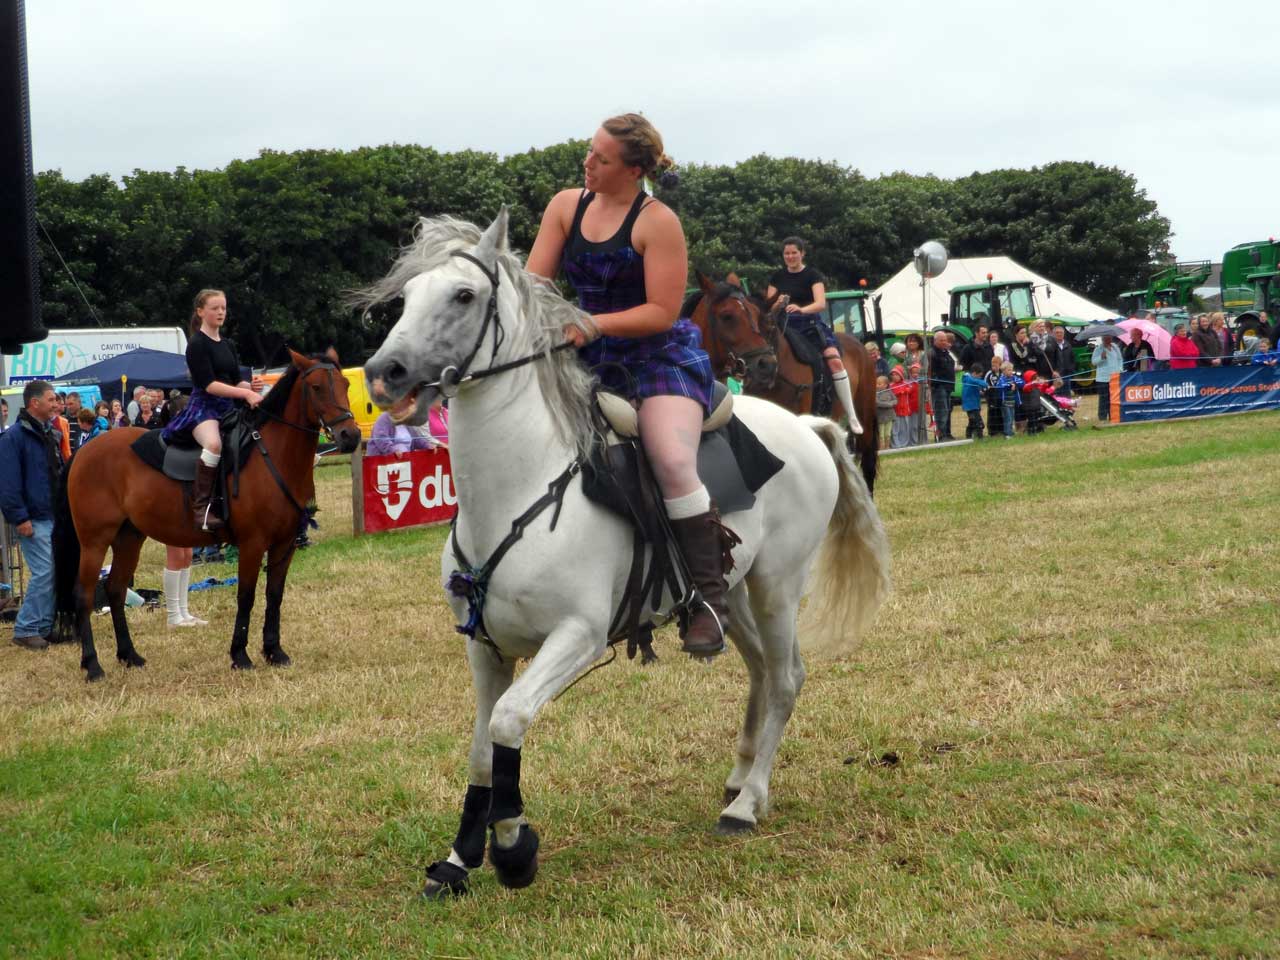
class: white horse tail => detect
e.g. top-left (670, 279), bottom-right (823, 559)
top-left (798, 417), bottom-right (892, 656)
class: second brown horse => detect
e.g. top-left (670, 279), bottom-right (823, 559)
top-left (687, 273), bottom-right (879, 494)
top-left (51, 350), bottom-right (362, 682)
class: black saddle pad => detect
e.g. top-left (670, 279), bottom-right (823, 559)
top-left (129, 410), bottom-right (258, 483)
top-left (781, 322), bottom-right (835, 417)
top-left (583, 414), bottom-right (785, 533)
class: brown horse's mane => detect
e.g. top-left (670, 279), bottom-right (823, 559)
top-left (683, 280), bottom-right (752, 321)
top-left (255, 353), bottom-right (332, 424)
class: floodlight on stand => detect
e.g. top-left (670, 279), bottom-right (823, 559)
top-left (912, 240), bottom-right (948, 339)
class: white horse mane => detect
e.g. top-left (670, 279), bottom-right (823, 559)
top-left (353, 215), bottom-right (599, 461)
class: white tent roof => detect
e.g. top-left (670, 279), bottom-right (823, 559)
top-left (872, 255), bottom-right (1115, 330)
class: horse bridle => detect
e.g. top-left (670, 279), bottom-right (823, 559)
top-left (408, 250), bottom-right (574, 400)
top-left (704, 288), bottom-right (777, 385)
top-left (256, 361), bottom-right (357, 438)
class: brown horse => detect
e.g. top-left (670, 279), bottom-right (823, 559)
top-left (687, 273), bottom-right (879, 494)
top-left (52, 349), bottom-right (362, 681)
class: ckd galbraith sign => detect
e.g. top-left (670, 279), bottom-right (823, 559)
top-left (1116, 364), bottom-right (1280, 423)
top-left (354, 447), bottom-right (458, 534)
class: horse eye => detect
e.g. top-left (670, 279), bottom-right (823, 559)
top-left (455, 289), bottom-right (475, 304)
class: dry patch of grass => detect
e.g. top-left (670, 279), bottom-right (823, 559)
top-left (2, 415), bottom-right (1279, 958)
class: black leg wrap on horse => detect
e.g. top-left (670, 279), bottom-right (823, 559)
top-left (422, 860), bottom-right (470, 900)
top-left (454, 784), bottom-right (492, 869)
top-left (488, 744), bottom-right (523, 825)
top-left (488, 823), bottom-right (540, 889)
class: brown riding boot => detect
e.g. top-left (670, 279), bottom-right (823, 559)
top-left (670, 508), bottom-right (742, 657)
top-left (192, 461), bottom-right (224, 533)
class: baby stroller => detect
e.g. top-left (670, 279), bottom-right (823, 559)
top-left (1034, 388), bottom-right (1078, 430)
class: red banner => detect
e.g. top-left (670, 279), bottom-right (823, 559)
top-left (360, 447), bottom-right (458, 533)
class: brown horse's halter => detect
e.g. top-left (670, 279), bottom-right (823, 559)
top-left (703, 288), bottom-right (776, 386)
top-left (255, 361), bottom-right (356, 438)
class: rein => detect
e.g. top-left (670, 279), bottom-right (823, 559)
top-left (243, 361), bottom-right (356, 536)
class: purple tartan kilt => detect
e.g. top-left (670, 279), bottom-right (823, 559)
top-left (579, 319), bottom-right (714, 413)
top-left (161, 389), bottom-right (233, 442)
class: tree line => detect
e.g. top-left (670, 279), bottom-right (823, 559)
top-left (34, 142), bottom-right (1171, 365)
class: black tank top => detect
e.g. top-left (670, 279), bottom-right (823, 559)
top-left (564, 190), bottom-right (650, 260)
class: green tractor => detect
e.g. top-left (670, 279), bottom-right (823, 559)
top-left (947, 277), bottom-right (1096, 387)
top-left (1116, 261), bottom-right (1212, 316)
top-left (824, 285), bottom-right (885, 346)
top-left (1220, 239), bottom-right (1280, 335)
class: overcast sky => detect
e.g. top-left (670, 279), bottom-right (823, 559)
top-left (26, 0), bottom-right (1280, 266)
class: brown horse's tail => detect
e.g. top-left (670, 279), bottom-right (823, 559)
top-left (799, 417), bottom-right (892, 656)
top-left (52, 452), bottom-right (82, 625)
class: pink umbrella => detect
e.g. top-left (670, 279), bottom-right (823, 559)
top-left (1117, 318), bottom-right (1173, 361)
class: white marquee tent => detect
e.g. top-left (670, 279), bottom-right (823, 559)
top-left (872, 256), bottom-right (1115, 331)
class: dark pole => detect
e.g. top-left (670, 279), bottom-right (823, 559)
top-left (0, 0), bottom-right (45, 360)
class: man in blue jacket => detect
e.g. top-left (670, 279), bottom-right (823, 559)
top-left (0, 381), bottom-right (62, 650)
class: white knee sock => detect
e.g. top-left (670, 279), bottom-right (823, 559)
top-left (664, 485), bottom-right (711, 520)
top-left (164, 568), bottom-right (184, 626)
top-left (200, 448), bottom-right (221, 468)
top-left (831, 370), bottom-right (864, 435)
top-left (177, 566), bottom-right (204, 624)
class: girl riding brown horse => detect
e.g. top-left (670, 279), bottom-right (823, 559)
top-left (687, 272), bottom-right (879, 494)
top-left (52, 349), bottom-right (362, 681)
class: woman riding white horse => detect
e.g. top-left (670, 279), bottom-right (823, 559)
top-left (360, 207), bottom-right (891, 899)
top-left (526, 113), bottom-right (729, 657)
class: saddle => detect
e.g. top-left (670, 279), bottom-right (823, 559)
top-left (129, 409), bottom-right (259, 533)
top-left (581, 383), bottom-right (784, 657)
top-left (780, 319), bottom-right (835, 417)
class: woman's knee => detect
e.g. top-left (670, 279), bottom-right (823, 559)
top-left (823, 349), bottom-right (845, 374)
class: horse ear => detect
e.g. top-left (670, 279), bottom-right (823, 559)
top-left (726, 271), bottom-right (741, 287)
top-left (288, 348), bottom-right (314, 368)
top-left (324, 346), bottom-right (340, 365)
top-left (474, 206), bottom-right (510, 264)
top-left (697, 271), bottom-right (716, 294)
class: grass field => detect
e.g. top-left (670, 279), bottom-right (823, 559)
top-left (2, 412), bottom-right (1278, 959)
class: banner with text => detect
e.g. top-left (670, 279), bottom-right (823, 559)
top-left (359, 447), bottom-right (458, 533)
top-left (1116, 364), bottom-right (1280, 423)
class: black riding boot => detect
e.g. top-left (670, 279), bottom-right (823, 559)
top-left (192, 461), bottom-right (224, 533)
top-left (670, 507), bottom-right (741, 657)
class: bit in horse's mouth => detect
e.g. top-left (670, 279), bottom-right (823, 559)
top-left (389, 386), bottom-right (420, 423)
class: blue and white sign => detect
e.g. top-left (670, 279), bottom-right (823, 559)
top-left (1118, 363), bottom-right (1280, 423)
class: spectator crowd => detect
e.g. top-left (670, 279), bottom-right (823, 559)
top-left (872, 312), bottom-right (1280, 448)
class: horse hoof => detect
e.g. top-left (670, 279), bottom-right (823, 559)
top-left (264, 649), bottom-right (292, 667)
top-left (85, 665), bottom-right (106, 683)
top-left (715, 815), bottom-right (755, 836)
top-left (489, 824), bottom-right (539, 889)
top-left (421, 861), bottom-right (469, 901)
top-left (722, 787), bottom-right (741, 805)
top-left (231, 656), bottom-right (255, 671)
top-left (118, 654), bottom-right (146, 669)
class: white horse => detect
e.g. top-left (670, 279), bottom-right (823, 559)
top-left (359, 210), bottom-right (891, 898)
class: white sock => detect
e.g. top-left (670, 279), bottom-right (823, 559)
top-left (200, 448), bottom-right (221, 468)
top-left (164, 568), bottom-right (184, 626)
top-left (664, 485), bottom-right (711, 520)
top-left (831, 370), bottom-right (864, 435)
top-left (178, 566), bottom-right (194, 621)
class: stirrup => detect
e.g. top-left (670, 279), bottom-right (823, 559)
top-left (678, 591), bottom-right (727, 657)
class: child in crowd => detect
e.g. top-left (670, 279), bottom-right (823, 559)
top-left (1256, 338), bottom-right (1277, 365)
top-left (998, 361), bottom-right (1019, 438)
top-left (875, 374), bottom-right (896, 450)
top-left (889, 367), bottom-right (916, 449)
top-left (76, 407), bottom-right (101, 445)
top-left (961, 364), bottom-right (986, 439)
top-left (1022, 370), bottom-right (1048, 435)
top-left (984, 355), bottom-right (1005, 437)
